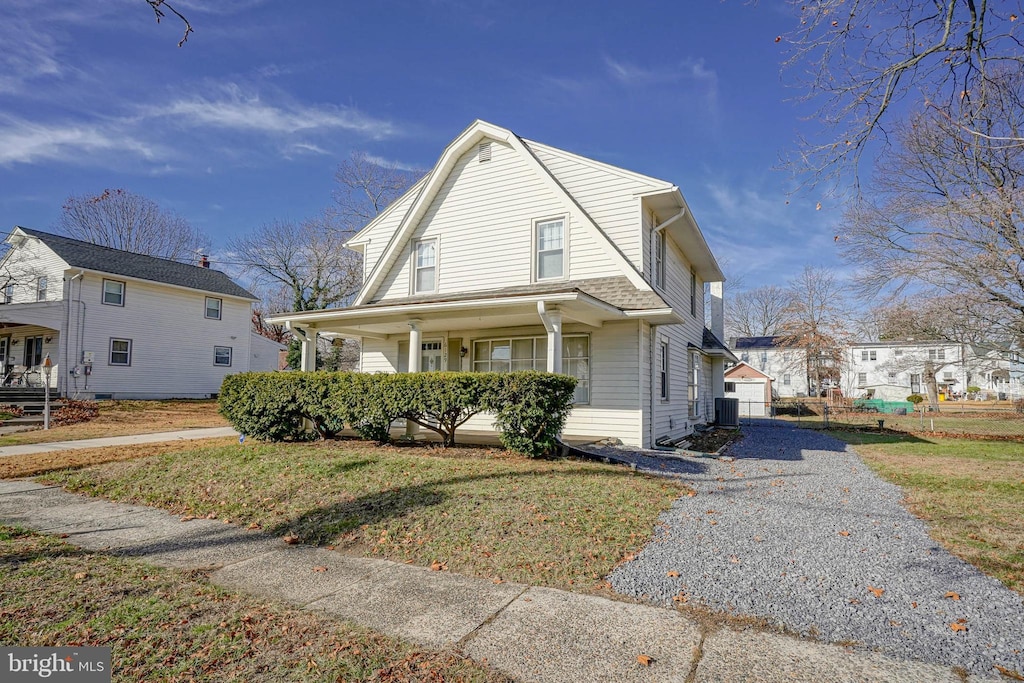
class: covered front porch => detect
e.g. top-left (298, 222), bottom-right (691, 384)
top-left (0, 303), bottom-right (63, 389)
top-left (268, 284), bottom-right (682, 447)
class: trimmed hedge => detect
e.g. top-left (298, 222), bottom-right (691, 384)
top-left (218, 371), bottom-right (577, 457)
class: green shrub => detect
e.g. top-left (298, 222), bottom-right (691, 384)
top-left (906, 393), bottom-right (925, 405)
top-left (485, 371), bottom-right (578, 458)
top-left (219, 373), bottom-right (311, 441)
top-left (967, 385), bottom-right (981, 394)
top-left (219, 370), bottom-right (578, 453)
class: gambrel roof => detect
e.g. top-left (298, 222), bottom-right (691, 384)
top-left (7, 227), bottom-right (255, 300)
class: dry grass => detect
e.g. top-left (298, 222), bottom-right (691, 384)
top-left (43, 439), bottom-right (686, 592)
top-left (0, 400), bottom-right (226, 446)
top-left (836, 432), bottom-right (1024, 594)
top-left (0, 437), bottom-right (238, 479)
top-left (0, 525), bottom-right (507, 682)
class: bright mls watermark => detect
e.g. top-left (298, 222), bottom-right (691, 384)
top-left (2, 648), bottom-right (110, 682)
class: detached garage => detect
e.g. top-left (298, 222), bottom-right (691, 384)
top-left (724, 362), bottom-right (773, 417)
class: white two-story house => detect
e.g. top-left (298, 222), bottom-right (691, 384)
top-left (729, 336), bottom-right (811, 398)
top-left (0, 227), bottom-right (279, 399)
top-left (268, 120), bottom-right (734, 447)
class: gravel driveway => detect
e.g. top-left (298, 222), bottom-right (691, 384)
top-left (604, 422), bottom-right (1024, 678)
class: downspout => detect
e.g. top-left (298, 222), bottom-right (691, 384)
top-left (650, 323), bottom-right (658, 449)
top-left (62, 271), bottom-right (84, 398)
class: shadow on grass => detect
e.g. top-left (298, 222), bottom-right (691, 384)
top-left (730, 419), bottom-right (933, 460)
top-left (269, 466), bottom-right (667, 545)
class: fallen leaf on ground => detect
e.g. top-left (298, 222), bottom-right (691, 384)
top-left (623, 553), bottom-right (636, 562)
top-left (944, 591), bottom-right (961, 601)
top-left (430, 560), bottom-right (447, 571)
top-left (283, 534), bottom-right (300, 545)
top-left (994, 665), bottom-right (1024, 681)
top-left (950, 621), bottom-right (968, 632)
top-left (312, 566), bottom-right (327, 573)
top-left (247, 522), bottom-right (260, 530)
top-left (73, 572), bottom-right (88, 580)
top-left (838, 530), bottom-right (850, 537)
top-left (666, 571), bottom-right (679, 578)
top-left (636, 654), bottom-right (653, 667)
top-left (492, 578), bottom-right (503, 584)
top-left (867, 585), bottom-right (884, 598)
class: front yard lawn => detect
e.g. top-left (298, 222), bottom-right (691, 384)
top-left (0, 399), bottom-right (227, 446)
top-left (41, 440), bottom-right (686, 591)
top-left (835, 432), bottom-right (1024, 594)
top-left (0, 525), bottom-right (507, 682)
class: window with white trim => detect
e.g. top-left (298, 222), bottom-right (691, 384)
top-left (413, 239), bottom-right (437, 293)
top-left (857, 372), bottom-right (867, 386)
top-left (689, 268), bottom-right (697, 316)
top-left (783, 373), bottom-right (791, 385)
top-left (205, 297), bottom-right (222, 320)
top-left (472, 334), bottom-right (589, 403)
top-left (1, 283), bottom-right (11, 304)
top-left (110, 338), bottom-right (132, 366)
top-left (659, 340), bottom-right (669, 400)
top-left (929, 348), bottom-right (946, 361)
top-left (102, 279), bottom-right (125, 306)
top-left (214, 346), bottom-right (233, 367)
top-left (654, 229), bottom-right (665, 289)
top-left (725, 381), bottom-right (736, 392)
top-left (535, 218), bottom-right (565, 280)
top-left (36, 277), bottom-right (47, 302)
top-left (688, 351), bottom-right (700, 418)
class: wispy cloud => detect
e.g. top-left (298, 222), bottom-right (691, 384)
top-left (0, 116), bottom-right (159, 166)
top-left (149, 84), bottom-right (401, 139)
top-left (604, 56), bottom-right (717, 87)
top-left (0, 15), bottom-right (62, 94)
top-left (362, 153), bottom-right (422, 172)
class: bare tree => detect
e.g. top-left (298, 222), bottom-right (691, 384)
top-left (840, 72), bottom-right (1024, 338)
top-left (57, 189), bottom-right (210, 262)
top-left (784, 0), bottom-right (1024, 186)
top-left (229, 211), bottom-right (362, 313)
top-left (779, 266), bottom-right (850, 394)
top-left (145, 0), bottom-right (193, 47)
top-left (725, 285), bottom-right (792, 340)
top-left (334, 151), bottom-right (423, 229)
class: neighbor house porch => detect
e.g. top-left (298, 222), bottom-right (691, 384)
top-left (0, 302), bottom-right (63, 389)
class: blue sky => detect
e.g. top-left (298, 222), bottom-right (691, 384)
top-left (0, 0), bottom-right (846, 291)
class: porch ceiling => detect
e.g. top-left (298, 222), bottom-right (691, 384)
top-left (0, 302), bottom-right (64, 330)
top-left (267, 291), bottom-right (682, 339)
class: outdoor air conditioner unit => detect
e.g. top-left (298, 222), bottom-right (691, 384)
top-left (715, 397), bottom-right (739, 427)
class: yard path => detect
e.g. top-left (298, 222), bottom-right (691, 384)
top-left (607, 421), bottom-right (1024, 679)
top-left (0, 426), bottom-right (238, 458)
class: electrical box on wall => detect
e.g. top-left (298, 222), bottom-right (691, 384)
top-left (82, 351), bottom-right (94, 364)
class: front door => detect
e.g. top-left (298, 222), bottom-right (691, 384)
top-left (0, 336), bottom-right (9, 370)
top-left (24, 336), bottom-right (43, 367)
top-left (421, 340), bottom-right (443, 372)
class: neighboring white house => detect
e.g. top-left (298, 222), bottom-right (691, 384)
top-left (0, 226), bottom-right (265, 399)
top-left (843, 340), bottom-right (1023, 401)
top-left (730, 336), bottom-right (809, 398)
top-left (268, 119), bottom-right (735, 447)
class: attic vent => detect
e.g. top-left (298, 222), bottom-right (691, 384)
top-left (478, 142), bottom-right (492, 162)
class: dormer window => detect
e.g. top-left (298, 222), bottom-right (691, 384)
top-left (535, 217), bottom-right (565, 281)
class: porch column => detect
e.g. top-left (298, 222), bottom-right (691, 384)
top-left (406, 320), bottom-right (422, 438)
top-left (538, 303), bottom-right (562, 373)
top-left (300, 327), bottom-right (317, 372)
top-left (408, 320), bottom-right (422, 373)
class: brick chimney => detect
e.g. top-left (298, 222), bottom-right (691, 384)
top-left (199, 254), bottom-right (210, 268)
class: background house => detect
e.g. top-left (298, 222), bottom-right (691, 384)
top-left (0, 227), bottom-right (269, 399)
top-left (729, 336), bottom-right (809, 398)
top-left (269, 120), bottom-right (735, 447)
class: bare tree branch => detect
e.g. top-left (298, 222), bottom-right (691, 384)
top-left (145, 0), bottom-right (193, 47)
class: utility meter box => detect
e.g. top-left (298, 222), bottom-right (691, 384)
top-left (82, 351), bottom-right (95, 364)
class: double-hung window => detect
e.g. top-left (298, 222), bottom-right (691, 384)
top-left (36, 277), bottom-right (47, 302)
top-left (472, 334), bottom-right (589, 403)
top-left (205, 297), bottom-right (222, 320)
top-left (214, 346), bottom-right (233, 367)
top-left (102, 279), bottom-right (125, 306)
top-left (413, 239), bottom-right (437, 293)
top-left (1, 283), bottom-right (11, 304)
top-left (689, 268), bottom-right (697, 316)
top-left (654, 229), bottom-right (665, 289)
top-left (535, 218), bottom-right (565, 280)
top-left (659, 341), bottom-right (669, 400)
top-left (688, 351), bottom-right (700, 418)
top-left (110, 338), bottom-right (132, 366)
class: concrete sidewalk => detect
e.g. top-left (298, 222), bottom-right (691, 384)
top-left (0, 481), bottom-right (990, 682)
top-left (0, 426), bottom-right (238, 458)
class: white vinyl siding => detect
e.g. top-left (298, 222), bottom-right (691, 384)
top-left (102, 279), bottom-right (125, 306)
top-left (528, 141), bottom-right (668, 270)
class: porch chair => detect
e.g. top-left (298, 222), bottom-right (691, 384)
top-left (4, 365), bottom-right (27, 387)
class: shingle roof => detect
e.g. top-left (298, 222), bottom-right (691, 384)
top-left (703, 327), bottom-right (730, 352)
top-left (365, 276), bottom-right (669, 311)
top-left (14, 227), bottom-right (256, 300)
top-left (733, 335), bottom-right (787, 349)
